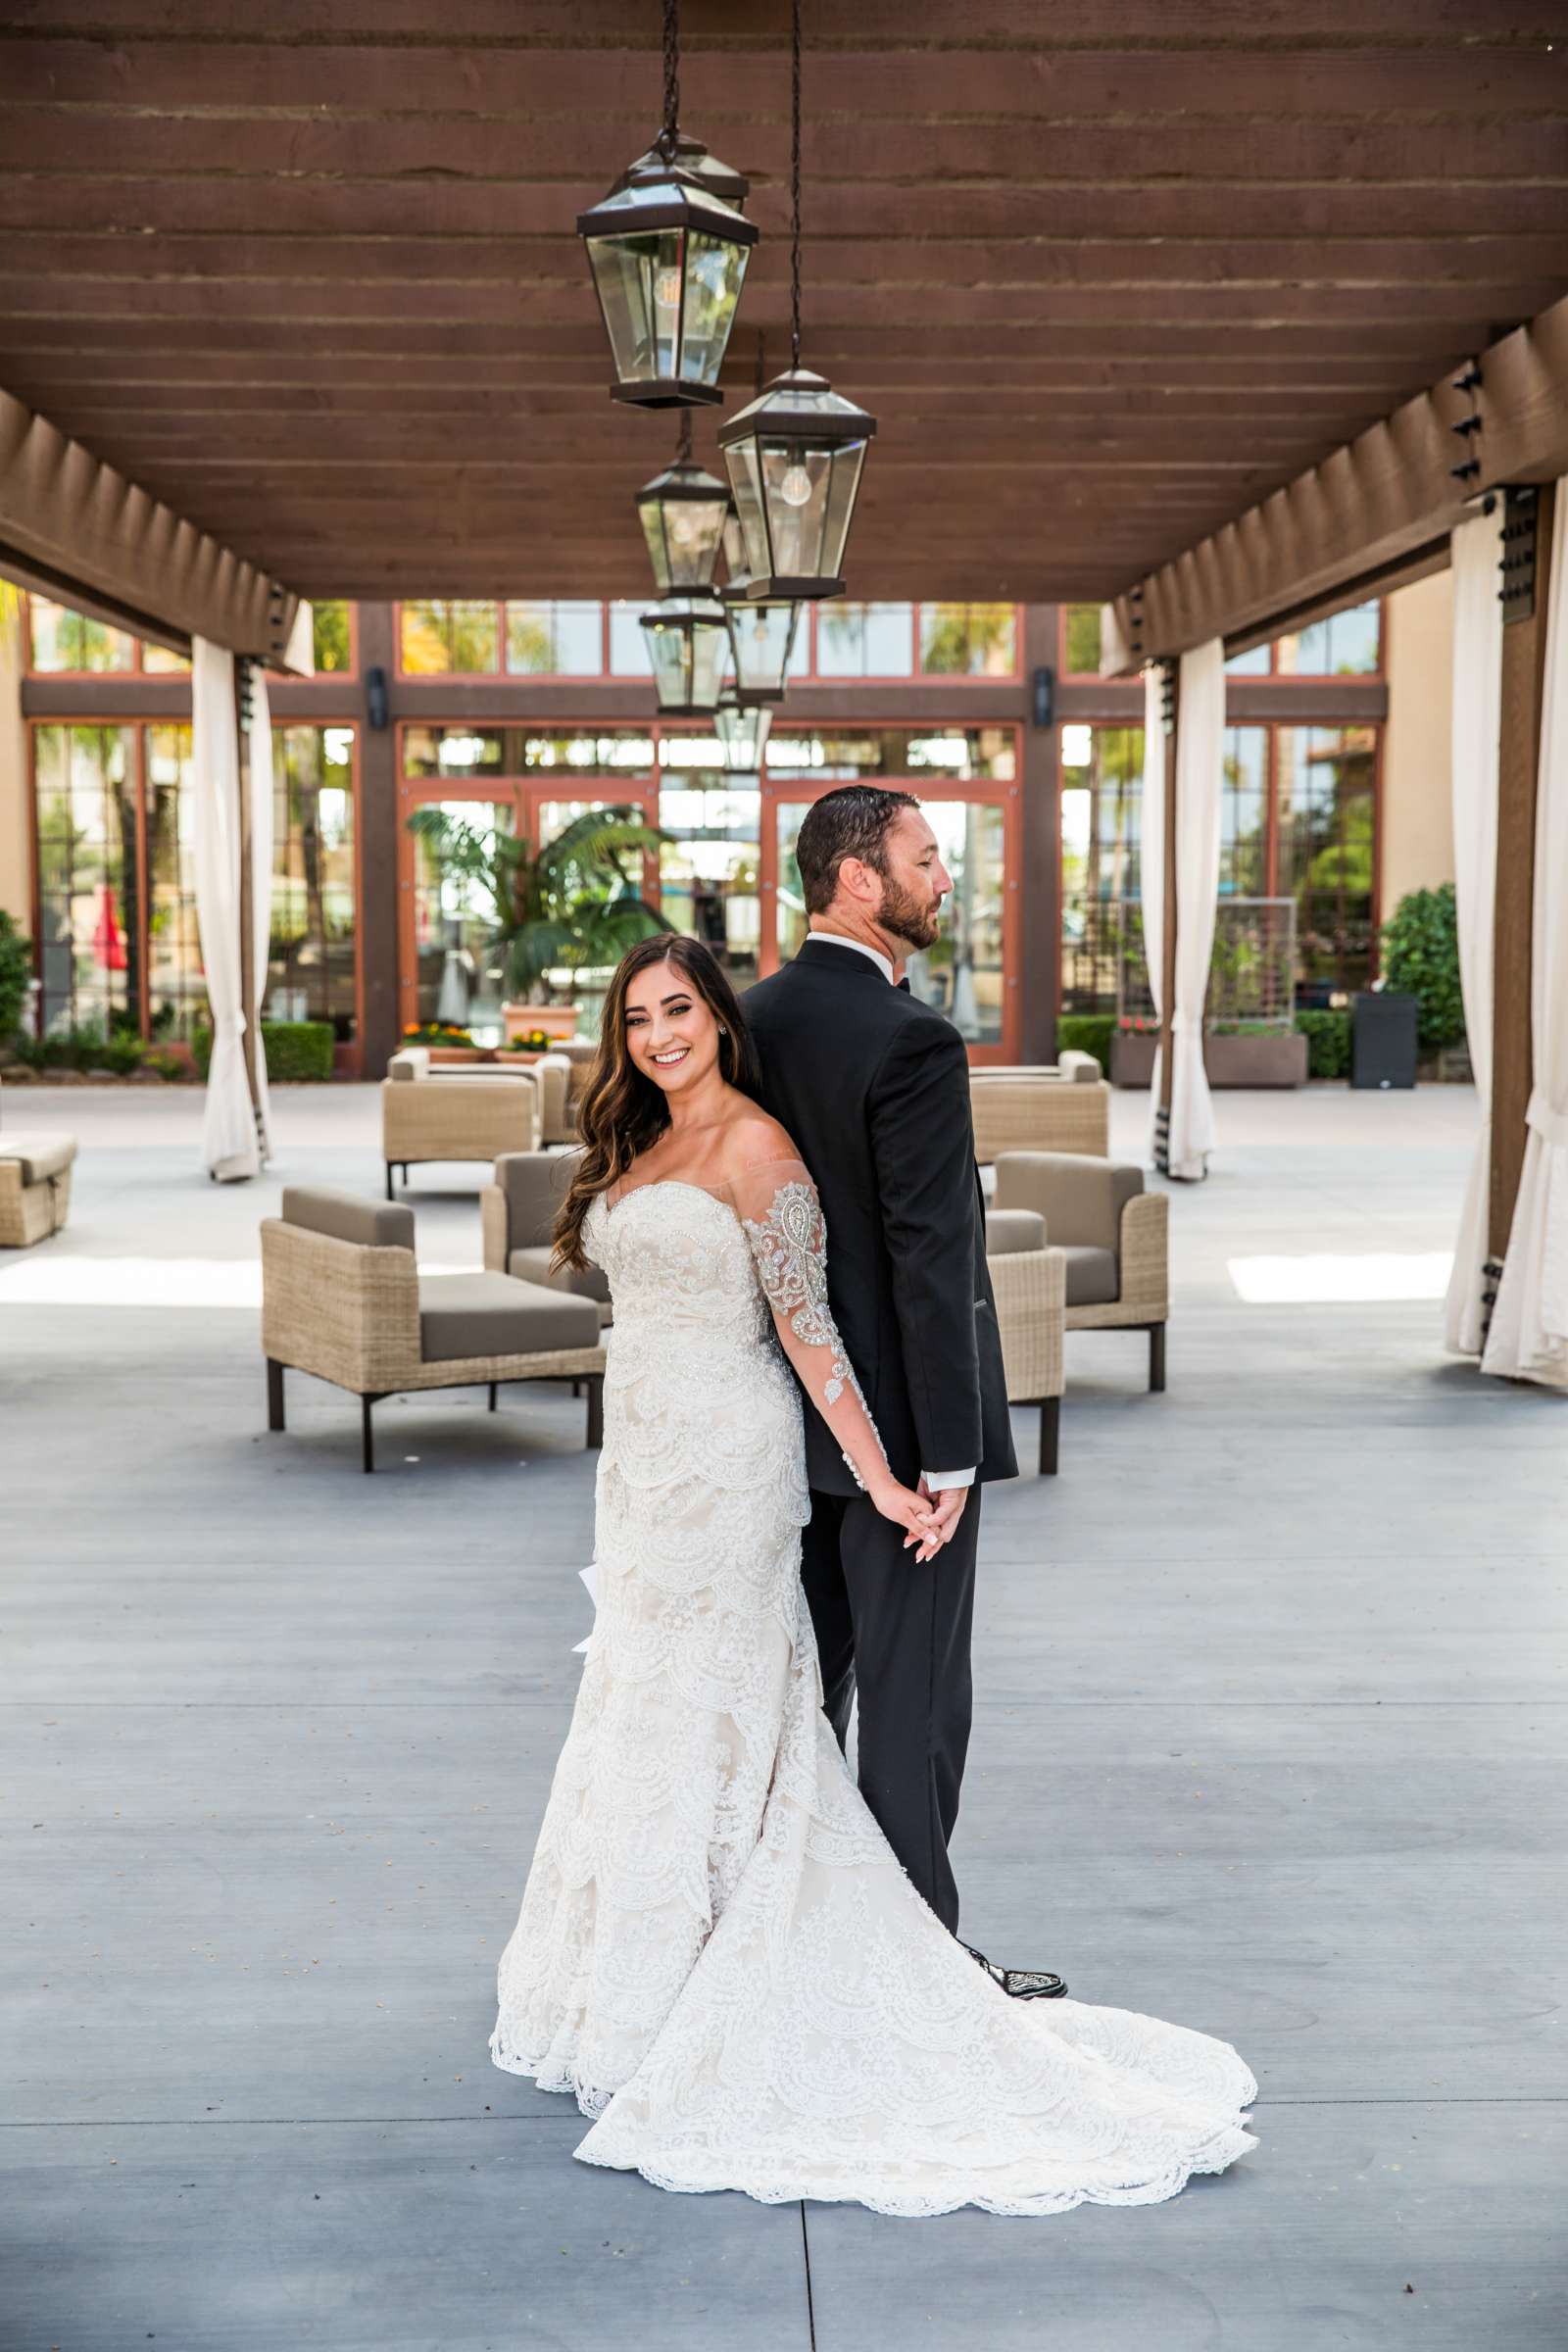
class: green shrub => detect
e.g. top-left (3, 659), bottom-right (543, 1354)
top-left (1380, 882), bottom-right (1465, 1050)
top-left (1054, 1012), bottom-right (1116, 1072)
top-left (193, 1018), bottom-right (335, 1082)
top-left (1294, 1008), bottom-right (1351, 1079)
top-left (0, 908), bottom-right (34, 1043)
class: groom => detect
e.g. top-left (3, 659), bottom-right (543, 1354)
top-left (745, 785), bottom-right (1064, 1997)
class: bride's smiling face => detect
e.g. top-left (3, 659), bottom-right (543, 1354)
top-left (623, 956), bottom-right (721, 1097)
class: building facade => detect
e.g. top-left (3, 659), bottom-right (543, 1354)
top-left (0, 586), bottom-right (1451, 1076)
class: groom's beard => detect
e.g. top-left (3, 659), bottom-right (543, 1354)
top-left (877, 874), bottom-right (943, 954)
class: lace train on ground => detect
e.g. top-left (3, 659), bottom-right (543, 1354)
top-left (489, 1175), bottom-right (1258, 2216)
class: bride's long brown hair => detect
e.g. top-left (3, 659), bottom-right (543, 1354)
top-left (553, 933), bottom-right (761, 1271)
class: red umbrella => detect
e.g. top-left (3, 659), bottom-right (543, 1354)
top-left (93, 885), bottom-right (127, 972)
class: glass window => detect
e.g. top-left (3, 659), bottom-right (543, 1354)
top-left (1277, 723), bottom-right (1378, 1001)
top-left (269, 725), bottom-right (358, 1040)
top-left (1219, 726), bottom-right (1268, 898)
top-left (504, 600), bottom-right (605, 677)
top-left (399, 600), bottom-right (500, 675)
top-left (609, 600), bottom-right (655, 676)
top-left (658, 733), bottom-right (760, 986)
top-left (410, 800), bottom-right (516, 1045)
top-left (140, 643), bottom-right (191, 675)
top-left (814, 602), bottom-right (914, 678)
top-left (1277, 600), bottom-right (1381, 676)
top-left (1223, 642), bottom-right (1271, 676)
top-left (28, 599), bottom-right (134, 674)
top-left (1061, 605), bottom-right (1102, 675)
top-left (763, 726), bottom-right (1015, 783)
top-left (32, 724), bottom-right (139, 1036)
top-left (1059, 723), bottom-right (1145, 1014)
top-left (312, 602), bottom-right (354, 674)
top-left (773, 797), bottom-right (1005, 1045)
top-left (144, 724), bottom-right (205, 1043)
top-left (404, 727), bottom-right (655, 781)
top-left (918, 604), bottom-right (1017, 677)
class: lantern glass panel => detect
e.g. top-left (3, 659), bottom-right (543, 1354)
top-left (639, 490), bottom-right (726, 594)
top-left (689, 616), bottom-right (729, 710)
top-left (680, 235), bottom-right (750, 390)
top-left (588, 229), bottom-right (685, 384)
top-left (819, 443), bottom-right (869, 583)
top-left (730, 601), bottom-right (799, 698)
top-left (714, 696), bottom-right (771, 771)
top-left (721, 507), bottom-right (753, 593)
top-left (725, 442), bottom-right (772, 581)
top-left (645, 619), bottom-right (693, 710)
top-left (757, 437), bottom-right (869, 581)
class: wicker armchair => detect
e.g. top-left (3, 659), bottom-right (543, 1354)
top-left (381, 1047), bottom-right (541, 1196)
top-left (261, 1184), bottom-right (605, 1471)
top-left (481, 1148), bottom-right (611, 1327)
top-left (984, 1207), bottom-right (1066, 1474)
top-left (968, 1069), bottom-right (1111, 1164)
top-left (993, 1151), bottom-right (1169, 1390)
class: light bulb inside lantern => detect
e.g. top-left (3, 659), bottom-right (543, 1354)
top-left (778, 463), bottom-right (813, 508)
top-left (654, 267), bottom-right (683, 310)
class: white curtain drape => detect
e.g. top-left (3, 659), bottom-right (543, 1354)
top-left (246, 669), bottom-right (274, 1162)
top-left (1483, 480), bottom-right (1568, 1388)
top-left (1443, 504), bottom-right (1504, 1354)
top-left (1141, 664), bottom-right (1168, 1168)
top-left (192, 637), bottom-right (259, 1182)
top-left (1167, 639), bottom-right (1224, 1180)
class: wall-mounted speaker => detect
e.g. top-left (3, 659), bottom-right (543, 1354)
top-left (366, 665), bottom-right (390, 730)
top-left (1031, 664), bottom-right (1054, 728)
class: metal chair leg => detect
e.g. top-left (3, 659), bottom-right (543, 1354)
top-left (585, 1373), bottom-right (605, 1449)
top-left (384, 1163), bottom-right (394, 1200)
top-left (1039, 1396), bottom-right (1060, 1477)
top-left (362, 1394), bottom-right (375, 1474)
top-left (1150, 1323), bottom-right (1166, 1393)
top-left (267, 1357), bottom-right (285, 1432)
top-left (487, 1381), bottom-right (498, 1412)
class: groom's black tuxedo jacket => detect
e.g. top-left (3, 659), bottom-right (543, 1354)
top-left (743, 937), bottom-right (1017, 1497)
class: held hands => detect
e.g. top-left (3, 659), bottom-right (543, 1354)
top-left (870, 1475), bottom-right (947, 1564)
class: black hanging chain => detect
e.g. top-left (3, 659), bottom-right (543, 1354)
top-left (790, 0), bottom-right (802, 369)
top-left (659, 0), bottom-right (680, 159)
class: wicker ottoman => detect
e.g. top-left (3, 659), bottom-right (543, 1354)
top-left (0, 1131), bottom-right (77, 1248)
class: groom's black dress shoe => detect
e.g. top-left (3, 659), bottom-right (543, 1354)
top-left (962, 1942), bottom-right (1068, 2000)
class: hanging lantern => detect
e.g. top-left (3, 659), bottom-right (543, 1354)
top-left (725, 594), bottom-right (799, 705)
top-left (635, 428), bottom-right (731, 594)
top-left (713, 681), bottom-right (772, 772)
top-left (714, 0), bottom-right (874, 593)
top-left (576, 0), bottom-right (758, 408)
top-left (718, 369), bottom-right (875, 600)
top-left (641, 592), bottom-right (730, 716)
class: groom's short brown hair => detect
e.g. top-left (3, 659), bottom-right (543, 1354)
top-left (796, 785), bottom-right (922, 916)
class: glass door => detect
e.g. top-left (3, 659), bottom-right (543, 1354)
top-left (405, 790), bottom-right (517, 1045)
top-left (761, 780), bottom-right (1019, 1061)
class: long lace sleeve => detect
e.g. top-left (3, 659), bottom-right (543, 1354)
top-left (729, 1155), bottom-right (891, 1497)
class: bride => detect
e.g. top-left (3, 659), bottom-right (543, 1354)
top-left (490, 933), bottom-right (1258, 2217)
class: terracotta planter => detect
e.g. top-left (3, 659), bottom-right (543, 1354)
top-left (1110, 1028), bottom-right (1306, 1089)
top-left (501, 1002), bottom-right (580, 1046)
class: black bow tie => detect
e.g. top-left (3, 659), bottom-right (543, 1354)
top-left (895, 975), bottom-right (911, 993)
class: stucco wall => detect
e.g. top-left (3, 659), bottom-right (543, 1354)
top-left (1381, 568), bottom-right (1455, 916)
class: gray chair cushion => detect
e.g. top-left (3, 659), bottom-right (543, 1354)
top-left (509, 1242), bottom-right (611, 1306)
top-left (0, 1131), bottom-right (77, 1184)
top-left (496, 1148), bottom-right (582, 1249)
top-left (418, 1271), bottom-right (600, 1362)
top-left (281, 1185), bottom-right (416, 1250)
top-left (1060, 1245), bottom-right (1120, 1307)
top-left (984, 1206), bottom-right (1047, 1256)
top-left (994, 1152), bottom-right (1143, 1250)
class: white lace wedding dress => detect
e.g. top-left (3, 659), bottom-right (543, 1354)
top-left (490, 1160), bottom-right (1259, 2217)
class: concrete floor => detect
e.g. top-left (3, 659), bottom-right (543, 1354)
top-left (2, 1080), bottom-right (1565, 2351)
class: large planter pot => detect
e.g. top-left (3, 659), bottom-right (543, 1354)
top-left (1110, 1028), bottom-right (1306, 1089)
top-left (1109, 1031), bottom-right (1159, 1088)
top-left (501, 1002), bottom-right (580, 1046)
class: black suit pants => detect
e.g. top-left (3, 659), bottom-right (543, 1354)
top-left (800, 1484), bottom-right (980, 1936)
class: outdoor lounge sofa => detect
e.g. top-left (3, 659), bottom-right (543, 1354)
top-left (381, 1047), bottom-right (541, 1195)
top-left (984, 1206), bottom-right (1067, 1475)
top-left (993, 1150), bottom-right (1169, 1390)
top-left (261, 1184), bottom-right (605, 1471)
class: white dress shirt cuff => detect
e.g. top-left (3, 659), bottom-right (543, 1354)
top-left (921, 1466), bottom-right (976, 1491)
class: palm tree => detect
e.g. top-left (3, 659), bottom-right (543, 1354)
top-left (405, 803), bottom-right (668, 1002)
